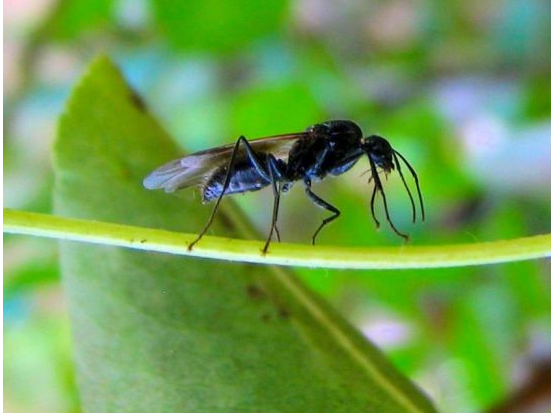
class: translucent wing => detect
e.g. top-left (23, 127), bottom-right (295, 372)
top-left (143, 133), bottom-right (305, 193)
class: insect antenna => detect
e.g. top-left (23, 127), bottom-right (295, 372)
top-left (367, 155), bottom-right (409, 240)
top-left (393, 150), bottom-right (425, 221)
top-left (392, 152), bottom-right (417, 223)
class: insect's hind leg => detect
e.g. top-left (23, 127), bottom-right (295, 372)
top-left (304, 180), bottom-right (341, 245)
top-left (188, 135), bottom-right (270, 251)
top-left (262, 155), bottom-right (285, 254)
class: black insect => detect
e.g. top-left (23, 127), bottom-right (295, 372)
top-left (143, 120), bottom-right (424, 253)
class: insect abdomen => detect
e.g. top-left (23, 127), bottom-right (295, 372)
top-left (202, 161), bottom-right (270, 202)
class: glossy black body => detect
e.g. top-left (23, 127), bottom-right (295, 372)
top-left (203, 120), bottom-right (366, 201)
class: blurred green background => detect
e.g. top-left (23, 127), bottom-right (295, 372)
top-left (3, 0), bottom-right (551, 412)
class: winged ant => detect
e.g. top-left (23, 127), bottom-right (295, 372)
top-left (144, 120), bottom-right (424, 253)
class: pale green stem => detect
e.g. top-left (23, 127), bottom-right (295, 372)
top-left (4, 208), bottom-right (551, 270)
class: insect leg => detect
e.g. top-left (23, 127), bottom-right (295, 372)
top-left (188, 135), bottom-right (268, 251)
top-left (262, 155), bottom-right (284, 254)
top-left (304, 179), bottom-right (341, 245)
top-left (367, 156), bottom-right (409, 240)
top-left (392, 153), bottom-right (417, 223)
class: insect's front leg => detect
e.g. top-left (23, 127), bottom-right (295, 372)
top-left (367, 155), bottom-right (409, 240)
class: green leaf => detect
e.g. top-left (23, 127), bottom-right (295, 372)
top-left (53, 55), bottom-right (437, 412)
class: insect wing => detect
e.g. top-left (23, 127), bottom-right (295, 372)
top-left (143, 133), bottom-right (304, 193)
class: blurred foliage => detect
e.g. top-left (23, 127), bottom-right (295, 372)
top-left (151, 0), bottom-right (288, 52)
top-left (3, 0), bottom-right (551, 412)
top-left (42, 0), bottom-right (114, 39)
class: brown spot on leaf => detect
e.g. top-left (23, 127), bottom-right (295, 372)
top-left (278, 307), bottom-right (290, 319)
top-left (246, 284), bottom-right (266, 300)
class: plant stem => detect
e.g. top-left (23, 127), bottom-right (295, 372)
top-left (4, 208), bottom-right (551, 270)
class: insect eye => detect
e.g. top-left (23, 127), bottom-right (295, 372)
top-left (366, 135), bottom-right (391, 155)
